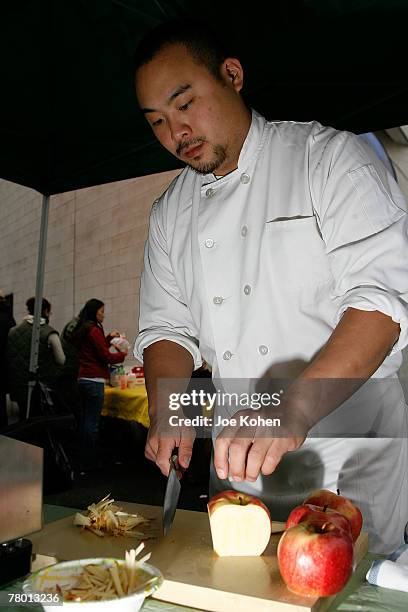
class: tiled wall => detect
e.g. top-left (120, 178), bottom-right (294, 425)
top-left (0, 170), bottom-right (179, 366)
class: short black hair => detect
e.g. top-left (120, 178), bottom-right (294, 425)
top-left (26, 297), bottom-right (51, 317)
top-left (134, 19), bottom-right (230, 82)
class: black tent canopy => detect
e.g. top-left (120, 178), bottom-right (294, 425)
top-left (1, 0), bottom-right (408, 197)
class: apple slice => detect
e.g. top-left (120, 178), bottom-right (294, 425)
top-left (208, 490), bottom-right (272, 557)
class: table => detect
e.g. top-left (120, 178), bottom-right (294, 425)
top-left (2, 505), bottom-right (408, 612)
top-left (1, 505), bottom-right (201, 612)
top-left (102, 384), bottom-right (150, 428)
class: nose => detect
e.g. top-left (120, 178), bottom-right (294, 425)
top-left (169, 117), bottom-right (191, 145)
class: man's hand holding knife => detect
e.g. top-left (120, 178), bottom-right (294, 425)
top-left (143, 340), bottom-right (196, 476)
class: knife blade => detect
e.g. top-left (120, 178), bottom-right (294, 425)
top-left (162, 454), bottom-right (184, 536)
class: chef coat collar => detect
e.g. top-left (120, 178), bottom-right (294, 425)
top-left (201, 109), bottom-right (266, 185)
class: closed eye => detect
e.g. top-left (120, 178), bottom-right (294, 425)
top-left (178, 99), bottom-right (193, 111)
top-left (151, 118), bottom-right (163, 127)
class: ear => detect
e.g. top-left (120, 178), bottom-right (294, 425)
top-left (221, 57), bottom-right (244, 92)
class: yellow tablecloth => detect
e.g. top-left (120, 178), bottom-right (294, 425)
top-left (101, 384), bottom-right (150, 428)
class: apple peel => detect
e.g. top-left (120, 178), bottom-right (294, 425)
top-left (73, 494), bottom-right (152, 538)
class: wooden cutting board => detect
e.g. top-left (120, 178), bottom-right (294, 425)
top-left (29, 501), bottom-right (368, 611)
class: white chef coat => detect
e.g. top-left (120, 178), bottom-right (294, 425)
top-left (135, 110), bottom-right (408, 553)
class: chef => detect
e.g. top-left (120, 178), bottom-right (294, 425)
top-left (133, 19), bottom-right (408, 553)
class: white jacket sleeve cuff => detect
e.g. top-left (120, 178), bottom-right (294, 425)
top-left (335, 287), bottom-right (408, 355)
top-left (133, 331), bottom-right (203, 370)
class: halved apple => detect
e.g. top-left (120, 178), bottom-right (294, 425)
top-left (208, 490), bottom-right (272, 557)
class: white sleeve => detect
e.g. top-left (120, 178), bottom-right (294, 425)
top-left (134, 197), bottom-right (202, 369)
top-left (310, 127), bottom-right (408, 354)
top-left (48, 332), bottom-right (66, 365)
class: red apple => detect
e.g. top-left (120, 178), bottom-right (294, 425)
top-left (286, 504), bottom-right (353, 540)
top-left (303, 489), bottom-right (363, 542)
top-left (207, 490), bottom-right (272, 556)
top-left (277, 518), bottom-right (354, 597)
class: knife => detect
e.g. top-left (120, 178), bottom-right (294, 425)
top-left (163, 453), bottom-right (184, 536)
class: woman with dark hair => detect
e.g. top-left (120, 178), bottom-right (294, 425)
top-left (71, 298), bottom-right (127, 471)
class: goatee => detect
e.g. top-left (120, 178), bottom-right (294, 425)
top-left (190, 144), bottom-right (227, 175)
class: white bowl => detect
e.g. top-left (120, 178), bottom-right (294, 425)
top-left (23, 557), bottom-right (163, 612)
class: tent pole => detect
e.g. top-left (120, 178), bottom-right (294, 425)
top-left (27, 194), bottom-right (50, 418)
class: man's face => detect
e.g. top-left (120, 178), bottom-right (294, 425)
top-left (135, 44), bottom-right (251, 176)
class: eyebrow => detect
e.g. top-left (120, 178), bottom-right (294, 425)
top-left (141, 83), bottom-right (191, 114)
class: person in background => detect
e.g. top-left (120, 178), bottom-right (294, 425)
top-left (70, 298), bottom-right (127, 472)
top-left (0, 291), bottom-right (16, 428)
top-left (7, 297), bottom-right (65, 419)
top-left (54, 314), bottom-right (81, 421)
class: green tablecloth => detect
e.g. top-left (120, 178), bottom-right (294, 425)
top-left (1, 504), bottom-right (407, 611)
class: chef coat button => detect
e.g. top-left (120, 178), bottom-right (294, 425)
top-left (241, 225), bottom-right (248, 237)
top-left (243, 284), bottom-right (252, 296)
top-left (206, 188), bottom-right (215, 198)
top-left (213, 296), bottom-right (223, 305)
top-left (258, 345), bottom-right (269, 356)
top-left (240, 173), bottom-right (250, 184)
top-left (223, 350), bottom-right (232, 361)
top-left (205, 238), bottom-right (215, 248)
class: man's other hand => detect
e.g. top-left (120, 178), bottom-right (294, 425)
top-left (213, 407), bottom-right (307, 482)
